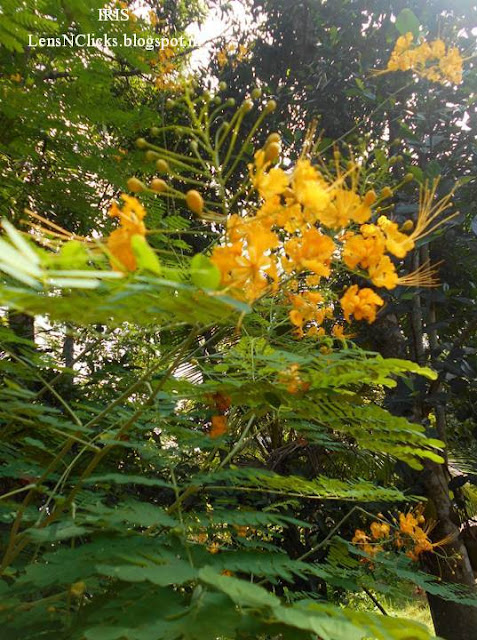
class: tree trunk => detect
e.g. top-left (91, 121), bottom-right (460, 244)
top-left (368, 259), bottom-right (477, 639)
top-left (8, 311), bottom-right (34, 345)
top-left (422, 458), bottom-right (477, 639)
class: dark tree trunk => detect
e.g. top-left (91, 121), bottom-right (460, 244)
top-left (422, 458), bottom-right (477, 640)
top-left (368, 278), bottom-right (477, 639)
top-left (8, 311), bottom-right (34, 345)
top-left (62, 330), bottom-right (75, 369)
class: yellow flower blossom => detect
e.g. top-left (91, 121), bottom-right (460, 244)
top-left (377, 216), bottom-right (415, 258)
top-left (370, 521), bottom-right (391, 540)
top-left (380, 32), bottom-right (463, 85)
top-left (107, 194), bottom-right (147, 272)
top-left (342, 229), bottom-right (386, 270)
top-left (292, 159), bottom-right (331, 218)
top-left (283, 228), bottom-right (335, 277)
top-left (340, 285), bottom-right (384, 324)
top-left (319, 188), bottom-right (375, 229)
top-left (367, 255), bottom-right (399, 290)
top-left (250, 150), bottom-right (289, 200)
top-left (278, 363), bottom-right (310, 393)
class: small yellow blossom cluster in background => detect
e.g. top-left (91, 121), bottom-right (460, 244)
top-left (208, 132), bottom-right (455, 337)
top-left (383, 32), bottom-right (463, 85)
top-left (217, 43), bottom-right (249, 71)
top-left (352, 507), bottom-right (454, 562)
top-left (278, 363), bottom-right (310, 394)
top-left (288, 290), bottom-right (333, 338)
top-left (151, 46), bottom-right (181, 91)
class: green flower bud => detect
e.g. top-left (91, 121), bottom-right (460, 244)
top-left (241, 99), bottom-right (254, 113)
top-left (264, 99), bottom-right (277, 113)
top-left (145, 150), bottom-right (160, 162)
top-left (155, 159), bottom-right (169, 173)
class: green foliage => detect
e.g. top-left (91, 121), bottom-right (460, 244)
top-left (395, 9), bottom-right (420, 39)
top-left (0, 236), bottom-right (455, 639)
top-left (1, 1), bottom-right (476, 638)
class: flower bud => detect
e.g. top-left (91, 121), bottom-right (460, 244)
top-left (226, 98), bottom-right (235, 107)
top-left (218, 81), bottom-right (227, 92)
top-left (145, 150), bottom-right (160, 162)
top-left (127, 177), bottom-right (145, 193)
top-left (381, 186), bottom-right (393, 198)
top-left (135, 138), bottom-right (147, 149)
top-left (364, 190), bottom-right (377, 206)
top-left (155, 159), bottom-right (169, 173)
top-left (404, 172), bottom-right (414, 183)
top-left (241, 99), bottom-right (254, 113)
top-left (214, 96), bottom-right (221, 104)
top-left (70, 581), bottom-right (86, 598)
top-left (266, 133), bottom-right (280, 145)
top-left (186, 189), bottom-right (204, 215)
top-left (251, 87), bottom-right (262, 99)
top-left (264, 99), bottom-right (277, 113)
top-left (150, 178), bottom-right (168, 192)
top-left (165, 98), bottom-right (174, 110)
top-left (190, 140), bottom-right (199, 152)
top-left (265, 141), bottom-right (280, 162)
top-left (150, 127), bottom-right (160, 136)
top-left (400, 219), bottom-right (414, 232)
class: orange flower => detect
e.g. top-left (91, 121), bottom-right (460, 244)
top-left (210, 415), bottom-right (228, 438)
top-left (278, 363), bottom-right (310, 394)
top-left (107, 194), bottom-right (147, 272)
top-left (288, 291), bottom-right (332, 338)
top-left (367, 255), bottom-right (399, 290)
top-left (249, 150), bottom-right (288, 201)
top-left (352, 529), bottom-right (369, 545)
top-left (331, 324), bottom-right (356, 339)
top-left (399, 511), bottom-right (419, 536)
top-left (370, 521), bottom-right (391, 540)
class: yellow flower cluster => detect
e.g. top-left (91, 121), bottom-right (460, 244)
top-left (385, 32), bottom-right (463, 85)
top-left (152, 46), bottom-right (181, 91)
top-left (340, 285), bottom-right (384, 324)
top-left (278, 363), bottom-right (310, 394)
top-left (289, 291), bottom-right (333, 338)
top-left (352, 507), bottom-right (454, 562)
top-left (217, 43), bottom-right (249, 70)
top-left (209, 137), bottom-right (452, 336)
